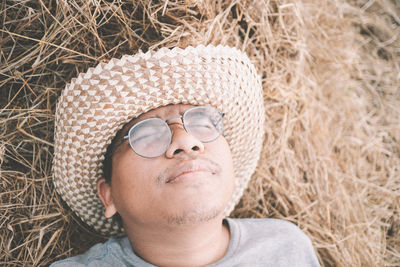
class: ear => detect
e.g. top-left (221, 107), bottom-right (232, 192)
top-left (97, 178), bottom-right (117, 218)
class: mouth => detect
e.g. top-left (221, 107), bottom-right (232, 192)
top-left (166, 160), bottom-right (218, 184)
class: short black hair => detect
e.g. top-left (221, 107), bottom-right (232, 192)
top-left (102, 138), bottom-right (116, 184)
top-left (101, 126), bottom-right (128, 226)
top-left (102, 123), bottom-right (129, 184)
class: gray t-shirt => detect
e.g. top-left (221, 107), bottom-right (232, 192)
top-left (51, 218), bottom-right (320, 266)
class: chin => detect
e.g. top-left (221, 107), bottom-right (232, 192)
top-left (163, 199), bottom-right (226, 225)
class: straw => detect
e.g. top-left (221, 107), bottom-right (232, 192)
top-left (1, 0), bottom-right (399, 266)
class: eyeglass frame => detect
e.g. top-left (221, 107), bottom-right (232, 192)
top-left (123, 105), bottom-right (225, 158)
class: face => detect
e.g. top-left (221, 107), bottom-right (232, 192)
top-left (97, 104), bottom-right (235, 228)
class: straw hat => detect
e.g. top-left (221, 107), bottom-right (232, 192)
top-left (53, 45), bottom-right (265, 236)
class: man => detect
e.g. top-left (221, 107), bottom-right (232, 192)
top-left (51, 45), bottom-right (320, 266)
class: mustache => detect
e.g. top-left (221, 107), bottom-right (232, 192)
top-left (157, 154), bottom-right (222, 185)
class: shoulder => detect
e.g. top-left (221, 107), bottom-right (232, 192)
top-left (224, 218), bottom-right (320, 266)
top-left (229, 218), bottom-right (310, 238)
top-left (50, 236), bottom-right (129, 267)
top-left (230, 217), bottom-right (314, 248)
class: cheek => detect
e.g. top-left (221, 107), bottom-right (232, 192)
top-left (110, 158), bottom-right (168, 224)
top-left (112, 148), bottom-right (139, 184)
top-left (111, 143), bottom-right (156, 185)
top-left (219, 138), bottom-right (234, 165)
top-left (207, 138), bottom-right (235, 181)
top-left (110, 150), bottom-right (158, 210)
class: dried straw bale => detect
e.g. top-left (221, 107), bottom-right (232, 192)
top-left (0, 0), bottom-right (399, 266)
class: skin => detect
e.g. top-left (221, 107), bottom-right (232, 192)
top-left (97, 104), bottom-right (236, 267)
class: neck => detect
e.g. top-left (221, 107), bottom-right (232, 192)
top-left (123, 217), bottom-right (230, 267)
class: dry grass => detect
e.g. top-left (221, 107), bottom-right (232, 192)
top-left (1, 0), bottom-right (399, 266)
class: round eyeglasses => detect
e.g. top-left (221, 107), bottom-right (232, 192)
top-left (123, 106), bottom-right (225, 158)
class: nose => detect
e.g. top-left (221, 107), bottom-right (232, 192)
top-left (165, 124), bottom-right (205, 158)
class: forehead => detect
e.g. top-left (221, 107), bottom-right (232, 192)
top-left (137, 104), bottom-right (194, 121)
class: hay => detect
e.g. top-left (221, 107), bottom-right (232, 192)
top-left (1, 0), bottom-right (399, 266)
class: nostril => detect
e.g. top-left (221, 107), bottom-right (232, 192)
top-left (173, 146), bottom-right (199, 155)
top-left (173, 148), bottom-right (184, 155)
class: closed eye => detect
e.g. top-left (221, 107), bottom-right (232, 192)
top-left (131, 132), bottom-right (162, 144)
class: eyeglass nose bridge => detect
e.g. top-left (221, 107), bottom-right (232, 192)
top-left (165, 114), bottom-right (190, 138)
top-left (165, 115), bottom-right (204, 156)
top-left (165, 114), bottom-right (183, 124)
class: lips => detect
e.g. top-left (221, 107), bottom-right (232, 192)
top-left (166, 160), bottom-right (217, 184)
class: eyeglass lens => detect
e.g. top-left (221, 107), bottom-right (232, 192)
top-left (127, 106), bottom-right (224, 158)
